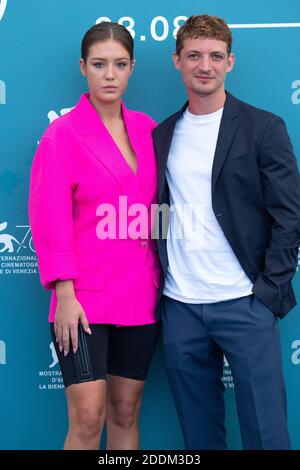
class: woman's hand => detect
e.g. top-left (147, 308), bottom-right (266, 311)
top-left (54, 280), bottom-right (92, 356)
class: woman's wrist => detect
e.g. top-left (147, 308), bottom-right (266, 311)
top-left (55, 280), bottom-right (76, 301)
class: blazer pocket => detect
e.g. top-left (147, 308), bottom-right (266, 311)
top-left (151, 266), bottom-right (161, 289)
top-left (73, 270), bottom-right (104, 291)
top-left (225, 152), bottom-right (255, 163)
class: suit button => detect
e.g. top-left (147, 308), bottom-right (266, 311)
top-left (140, 241), bottom-right (148, 248)
top-left (216, 213), bottom-right (223, 217)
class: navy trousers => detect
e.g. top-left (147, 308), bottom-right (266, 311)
top-left (161, 294), bottom-right (291, 450)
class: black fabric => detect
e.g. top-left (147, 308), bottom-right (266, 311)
top-left (50, 322), bottom-right (160, 388)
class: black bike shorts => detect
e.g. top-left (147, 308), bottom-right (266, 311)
top-left (50, 322), bottom-right (160, 388)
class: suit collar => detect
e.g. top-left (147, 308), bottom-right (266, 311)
top-left (155, 91), bottom-right (240, 199)
top-left (168, 91), bottom-right (240, 121)
top-left (221, 91), bottom-right (240, 118)
top-left (159, 91), bottom-right (239, 135)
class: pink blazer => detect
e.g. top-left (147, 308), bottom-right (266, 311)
top-left (29, 93), bottom-right (160, 325)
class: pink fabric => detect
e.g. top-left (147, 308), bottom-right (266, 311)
top-left (29, 93), bottom-right (160, 325)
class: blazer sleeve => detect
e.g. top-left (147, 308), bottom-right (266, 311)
top-left (252, 116), bottom-right (300, 312)
top-left (29, 136), bottom-right (79, 289)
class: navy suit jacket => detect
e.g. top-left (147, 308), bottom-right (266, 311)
top-left (153, 92), bottom-right (300, 318)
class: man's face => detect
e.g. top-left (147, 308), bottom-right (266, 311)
top-left (173, 37), bottom-right (234, 98)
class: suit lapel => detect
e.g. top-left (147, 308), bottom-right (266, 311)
top-left (155, 104), bottom-right (187, 201)
top-left (211, 92), bottom-right (240, 191)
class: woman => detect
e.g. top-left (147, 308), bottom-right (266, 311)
top-left (29, 22), bottom-right (161, 450)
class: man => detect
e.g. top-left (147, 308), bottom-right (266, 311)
top-left (152, 14), bottom-right (300, 450)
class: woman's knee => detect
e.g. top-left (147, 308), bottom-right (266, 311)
top-left (70, 404), bottom-right (105, 440)
top-left (108, 398), bottom-right (140, 429)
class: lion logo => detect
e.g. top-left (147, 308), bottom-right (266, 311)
top-left (0, 221), bottom-right (24, 253)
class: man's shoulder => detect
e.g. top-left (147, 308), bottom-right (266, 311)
top-left (229, 92), bottom-right (282, 125)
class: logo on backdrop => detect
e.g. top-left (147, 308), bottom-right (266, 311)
top-left (47, 107), bottom-right (74, 124)
top-left (291, 80), bottom-right (300, 105)
top-left (49, 342), bottom-right (58, 368)
top-left (38, 342), bottom-right (63, 391)
top-left (0, 0), bottom-right (7, 22)
top-left (0, 340), bottom-right (6, 365)
top-left (0, 221), bottom-right (38, 276)
top-left (37, 106), bottom-right (74, 145)
top-left (222, 355), bottom-right (234, 389)
top-left (291, 340), bottom-right (300, 365)
top-left (0, 80), bottom-right (6, 104)
top-left (222, 339), bottom-right (300, 381)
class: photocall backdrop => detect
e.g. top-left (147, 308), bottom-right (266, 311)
top-left (0, 0), bottom-right (299, 450)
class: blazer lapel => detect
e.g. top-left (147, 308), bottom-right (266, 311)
top-left (155, 104), bottom-right (187, 201)
top-left (211, 92), bottom-right (240, 192)
top-left (71, 94), bottom-right (140, 200)
top-left (119, 102), bottom-right (152, 205)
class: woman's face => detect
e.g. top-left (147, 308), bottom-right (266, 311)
top-left (80, 39), bottom-right (133, 104)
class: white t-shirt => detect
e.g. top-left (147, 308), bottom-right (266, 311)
top-left (163, 107), bottom-right (253, 303)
